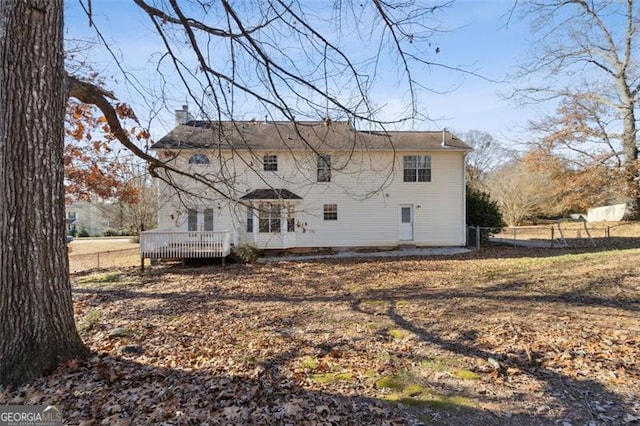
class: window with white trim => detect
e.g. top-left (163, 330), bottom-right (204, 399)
top-left (403, 155), bottom-right (431, 182)
top-left (187, 209), bottom-right (198, 231)
top-left (317, 155), bottom-right (331, 182)
top-left (246, 206), bottom-right (254, 233)
top-left (323, 204), bottom-right (337, 220)
top-left (188, 153), bottom-right (210, 165)
top-left (287, 205), bottom-right (296, 232)
top-left (258, 203), bottom-right (281, 233)
top-left (203, 208), bottom-right (214, 231)
top-left (263, 155), bottom-right (278, 171)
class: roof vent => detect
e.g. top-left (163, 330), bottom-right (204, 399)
top-left (441, 128), bottom-right (448, 147)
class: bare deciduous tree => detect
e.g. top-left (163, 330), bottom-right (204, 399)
top-left (69, 0), bottom-right (462, 206)
top-left (2, 0), bottom-right (457, 384)
top-left (513, 0), bottom-right (639, 219)
top-left (456, 129), bottom-right (513, 189)
top-left (486, 157), bottom-right (554, 226)
top-left (101, 163), bottom-right (158, 234)
top-left (520, 147), bottom-right (621, 215)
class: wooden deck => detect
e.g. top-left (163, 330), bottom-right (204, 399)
top-left (140, 230), bottom-right (231, 263)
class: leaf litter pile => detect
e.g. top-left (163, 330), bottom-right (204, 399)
top-left (2, 247), bottom-right (640, 425)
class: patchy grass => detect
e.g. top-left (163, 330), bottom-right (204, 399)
top-left (310, 372), bottom-right (353, 384)
top-left (420, 355), bottom-right (458, 372)
top-left (78, 309), bottom-right (102, 332)
top-left (453, 369), bottom-right (480, 380)
top-left (387, 328), bottom-right (407, 339)
top-left (376, 374), bottom-right (475, 412)
top-left (3, 246), bottom-right (640, 425)
top-left (298, 356), bottom-right (319, 370)
top-left (77, 272), bottom-right (122, 284)
top-left (389, 392), bottom-right (475, 412)
top-left (375, 373), bottom-right (412, 391)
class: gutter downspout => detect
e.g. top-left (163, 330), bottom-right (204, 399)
top-left (462, 150), bottom-right (468, 247)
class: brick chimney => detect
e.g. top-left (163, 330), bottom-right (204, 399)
top-left (175, 105), bottom-right (190, 126)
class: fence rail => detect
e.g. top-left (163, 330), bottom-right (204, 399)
top-left (69, 247), bottom-right (139, 273)
top-left (468, 222), bottom-right (640, 249)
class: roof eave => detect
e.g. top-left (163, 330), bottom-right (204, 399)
top-left (150, 146), bottom-right (472, 152)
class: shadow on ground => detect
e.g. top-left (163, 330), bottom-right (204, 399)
top-left (61, 249), bottom-right (640, 424)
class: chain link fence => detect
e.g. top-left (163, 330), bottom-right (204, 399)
top-left (468, 222), bottom-right (640, 250)
top-left (68, 241), bottom-right (140, 273)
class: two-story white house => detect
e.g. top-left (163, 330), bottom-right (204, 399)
top-left (142, 112), bottom-right (471, 260)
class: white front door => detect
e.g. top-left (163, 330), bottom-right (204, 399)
top-left (187, 208), bottom-right (214, 231)
top-left (399, 204), bottom-right (414, 241)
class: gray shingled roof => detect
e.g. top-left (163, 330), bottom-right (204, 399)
top-left (240, 189), bottom-right (303, 200)
top-left (151, 121), bottom-right (471, 152)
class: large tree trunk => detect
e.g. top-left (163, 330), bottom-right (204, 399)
top-left (620, 101), bottom-right (640, 221)
top-left (0, 0), bottom-right (88, 385)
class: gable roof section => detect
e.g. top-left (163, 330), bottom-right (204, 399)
top-left (151, 121), bottom-right (471, 152)
top-left (240, 188), bottom-right (303, 200)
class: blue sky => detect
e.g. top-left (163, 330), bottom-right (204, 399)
top-left (64, 0), bottom-right (545, 145)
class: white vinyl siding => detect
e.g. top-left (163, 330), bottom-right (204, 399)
top-left (156, 149), bottom-right (466, 248)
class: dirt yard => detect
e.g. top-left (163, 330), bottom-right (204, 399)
top-left (2, 241), bottom-right (639, 425)
top-left (491, 221), bottom-right (640, 249)
top-left (68, 238), bottom-right (140, 273)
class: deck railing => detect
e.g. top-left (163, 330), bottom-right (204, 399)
top-left (140, 230), bottom-right (231, 259)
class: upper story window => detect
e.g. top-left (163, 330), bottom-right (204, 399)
top-left (317, 155), bottom-right (331, 182)
top-left (403, 155), bottom-right (431, 182)
top-left (263, 155), bottom-right (278, 171)
top-left (188, 153), bottom-right (210, 165)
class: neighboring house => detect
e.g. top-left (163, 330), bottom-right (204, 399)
top-left (65, 200), bottom-right (111, 236)
top-left (587, 203), bottom-right (627, 222)
top-left (147, 114), bottom-right (472, 252)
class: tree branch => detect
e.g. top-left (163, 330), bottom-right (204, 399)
top-left (66, 74), bottom-right (235, 201)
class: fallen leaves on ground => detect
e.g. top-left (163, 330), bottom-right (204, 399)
top-left (2, 247), bottom-right (640, 425)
